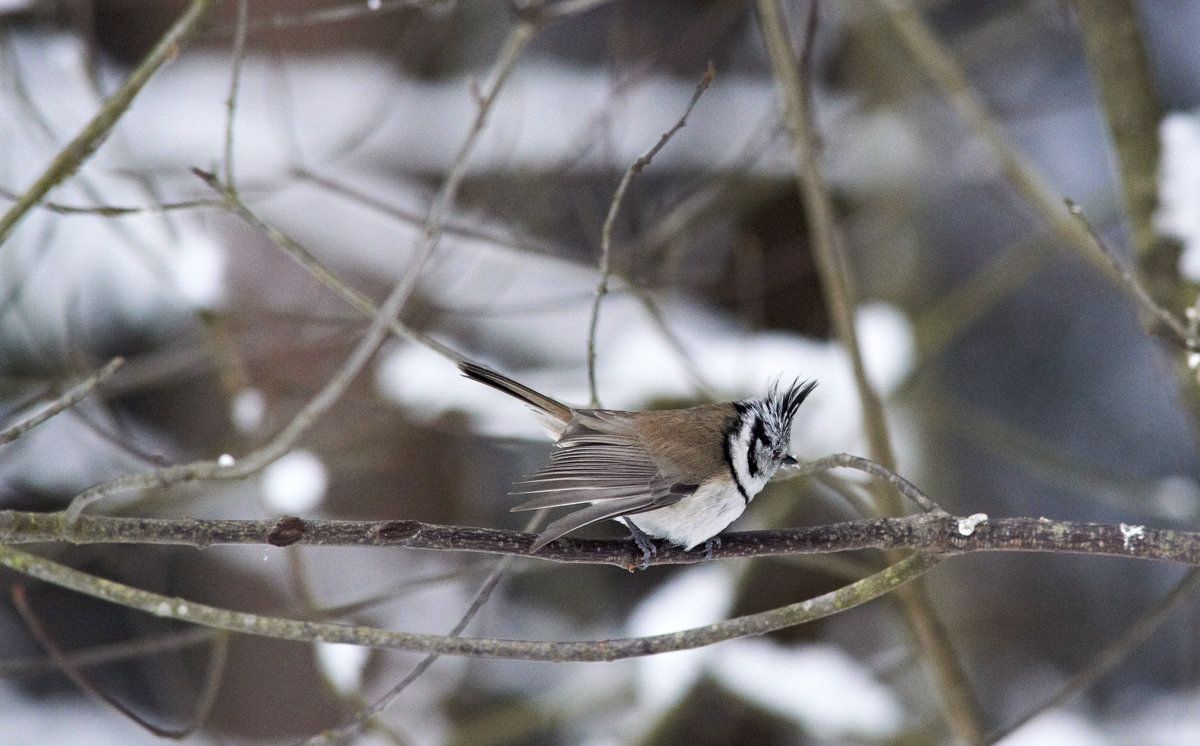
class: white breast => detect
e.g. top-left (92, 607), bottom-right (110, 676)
top-left (623, 480), bottom-right (747, 550)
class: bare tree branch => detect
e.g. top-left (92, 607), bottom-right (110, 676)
top-left (11, 584), bottom-right (229, 738)
top-left (788, 453), bottom-right (948, 514)
top-left (1065, 199), bottom-right (1193, 348)
top-left (0, 0), bottom-right (217, 247)
top-left (3, 512), bottom-right (1196, 567)
top-left (756, 2), bottom-right (986, 740)
top-left (879, 0), bottom-right (1113, 281)
top-left (0, 544), bottom-right (940, 662)
top-left (587, 62), bottom-right (715, 405)
top-left (0, 357), bottom-right (124, 445)
top-left (63, 17), bottom-right (536, 523)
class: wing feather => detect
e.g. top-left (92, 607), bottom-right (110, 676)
top-left (527, 490), bottom-right (688, 551)
top-left (508, 414), bottom-right (696, 513)
top-left (509, 410), bottom-right (694, 535)
top-left (512, 486), bottom-right (655, 510)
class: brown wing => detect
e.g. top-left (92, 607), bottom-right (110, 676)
top-left (512, 405), bottom-right (736, 550)
top-left (511, 410), bottom-right (687, 505)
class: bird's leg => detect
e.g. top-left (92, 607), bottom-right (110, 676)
top-left (703, 535), bottom-right (722, 561)
top-left (622, 518), bottom-right (658, 570)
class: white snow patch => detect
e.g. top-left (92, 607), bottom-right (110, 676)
top-left (958, 512), bottom-right (989, 536)
top-left (711, 640), bottom-right (905, 740)
top-left (626, 564), bottom-right (735, 713)
top-left (1159, 112), bottom-right (1200, 280)
top-left (315, 641), bottom-right (371, 694)
top-left (1119, 522), bottom-right (1145, 550)
top-left (857, 302), bottom-right (915, 394)
top-left (261, 449), bottom-right (328, 513)
top-left (230, 388), bottom-right (267, 433)
top-left (995, 711), bottom-right (1108, 746)
top-left (1151, 474), bottom-right (1200, 521)
top-left (170, 230), bottom-right (227, 309)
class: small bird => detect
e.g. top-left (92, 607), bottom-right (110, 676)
top-left (460, 362), bottom-right (816, 566)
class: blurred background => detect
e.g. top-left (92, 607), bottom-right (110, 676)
top-left (3, 0), bottom-right (1200, 744)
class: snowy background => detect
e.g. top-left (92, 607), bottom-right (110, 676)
top-left (3, 1), bottom-right (1200, 744)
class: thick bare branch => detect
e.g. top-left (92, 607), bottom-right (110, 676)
top-left (3, 511), bottom-right (1197, 568)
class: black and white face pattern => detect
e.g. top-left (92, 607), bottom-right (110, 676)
top-left (725, 379), bottom-right (817, 502)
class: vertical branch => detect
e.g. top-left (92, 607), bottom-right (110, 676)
top-left (879, 1), bottom-right (1119, 278)
top-left (222, 0), bottom-right (250, 187)
top-left (756, 1), bottom-right (894, 483)
top-left (755, 3), bottom-right (988, 743)
top-left (1073, 1), bottom-right (1171, 275)
top-left (587, 63), bottom-right (714, 406)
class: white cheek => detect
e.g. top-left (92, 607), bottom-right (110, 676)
top-left (742, 466), bottom-right (771, 497)
top-left (730, 417), bottom-right (775, 498)
top-left (730, 442), bottom-right (751, 487)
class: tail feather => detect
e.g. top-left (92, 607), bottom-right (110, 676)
top-left (459, 362), bottom-right (573, 434)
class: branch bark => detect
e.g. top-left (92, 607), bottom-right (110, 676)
top-left (2, 511), bottom-right (1192, 568)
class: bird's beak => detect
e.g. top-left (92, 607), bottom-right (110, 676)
top-left (781, 454), bottom-right (798, 467)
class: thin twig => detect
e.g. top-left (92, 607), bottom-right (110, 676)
top-left (0, 189), bottom-right (224, 216)
top-left (989, 567), bottom-right (1200, 742)
top-left (222, 0), bottom-right (250, 187)
top-left (628, 285), bottom-right (720, 399)
top-left (1065, 198), bottom-right (1193, 348)
top-left (290, 166), bottom-right (557, 257)
top-left (879, 0), bottom-right (1120, 283)
top-left (586, 62), bottom-right (715, 406)
top-left (11, 584), bottom-right (229, 738)
top-left (304, 511), bottom-right (547, 745)
top-left (194, 169), bottom-right (463, 364)
top-left (0, 0), bottom-right (217, 248)
top-left (60, 397), bottom-right (172, 467)
top-left (204, 0), bottom-right (450, 37)
top-left (790, 453), bottom-right (948, 514)
top-left (0, 357), bottom-right (124, 446)
top-left (0, 626), bottom-right (214, 679)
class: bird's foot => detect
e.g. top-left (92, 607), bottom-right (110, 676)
top-left (703, 535), bottom-right (722, 561)
top-left (622, 518), bottom-right (658, 570)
